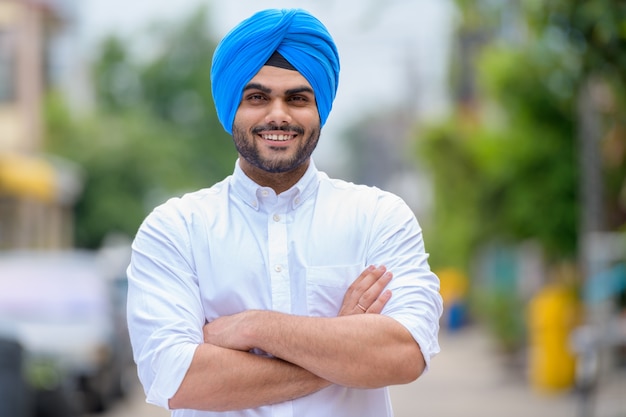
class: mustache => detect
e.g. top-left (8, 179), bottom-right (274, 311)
top-left (251, 125), bottom-right (305, 135)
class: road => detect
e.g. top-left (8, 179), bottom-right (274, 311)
top-left (390, 326), bottom-right (579, 417)
top-left (85, 381), bottom-right (168, 417)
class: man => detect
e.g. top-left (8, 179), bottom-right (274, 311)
top-left (127, 8), bottom-right (442, 417)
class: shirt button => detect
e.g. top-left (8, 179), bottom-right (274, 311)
top-left (262, 190), bottom-right (269, 197)
top-left (273, 214), bottom-right (281, 222)
top-left (274, 265), bottom-right (282, 272)
top-left (294, 198), bottom-right (301, 205)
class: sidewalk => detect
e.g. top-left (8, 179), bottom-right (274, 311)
top-left (390, 325), bottom-right (626, 417)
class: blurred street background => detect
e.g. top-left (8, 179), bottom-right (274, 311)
top-left (1, 0), bottom-right (625, 416)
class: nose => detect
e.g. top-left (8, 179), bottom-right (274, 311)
top-left (264, 99), bottom-right (292, 126)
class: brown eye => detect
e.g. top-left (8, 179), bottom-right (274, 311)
top-left (288, 95), bottom-right (309, 105)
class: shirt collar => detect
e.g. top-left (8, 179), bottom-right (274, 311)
top-left (231, 159), bottom-right (320, 211)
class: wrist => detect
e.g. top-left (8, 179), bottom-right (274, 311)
top-left (243, 310), bottom-right (279, 353)
top-left (241, 309), bottom-right (264, 349)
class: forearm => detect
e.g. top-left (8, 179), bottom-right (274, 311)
top-left (169, 343), bottom-right (330, 411)
top-left (233, 312), bottom-right (425, 388)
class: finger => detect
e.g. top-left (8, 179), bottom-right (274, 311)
top-left (366, 289), bottom-right (392, 314)
top-left (351, 265), bottom-right (380, 289)
top-left (358, 270), bottom-right (393, 308)
top-left (337, 265), bottom-right (388, 316)
top-left (344, 265), bottom-right (386, 304)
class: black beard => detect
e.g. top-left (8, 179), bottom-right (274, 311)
top-left (232, 124), bottom-right (321, 173)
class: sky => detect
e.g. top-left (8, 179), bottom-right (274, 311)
top-left (71, 0), bottom-right (457, 175)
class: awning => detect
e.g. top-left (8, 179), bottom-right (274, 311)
top-left (0, 152), bottom-right (57, 202)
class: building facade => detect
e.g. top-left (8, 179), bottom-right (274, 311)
top-left (0, 0), bottom-right (80, 249)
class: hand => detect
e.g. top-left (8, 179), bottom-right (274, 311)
top-left (337, 265), bottom-right (392, 316)
top-left (203, 311), bottom-right (255, 351)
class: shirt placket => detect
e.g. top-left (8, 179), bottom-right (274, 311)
top-left (267, 207), bottom-right (294, 417)
top-left (267, 209), bottom-right (291, 313)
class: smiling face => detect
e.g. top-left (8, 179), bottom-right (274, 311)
top-left (232, 65), bottom-right (321, 191)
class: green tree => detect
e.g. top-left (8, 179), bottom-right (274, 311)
top-left (417, 0), bottom-right (626, 270)
top-left (415, 0), bottom-right (625, 349)
top-left (91, 6), bottom-right (235, 183)
top-left (45, 6), bottom-right (236, 248)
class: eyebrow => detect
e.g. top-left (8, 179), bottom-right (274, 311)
top-left (243, 83), bottom-right (314, 96)
top-left (243, 83), bottom-right (271, 94)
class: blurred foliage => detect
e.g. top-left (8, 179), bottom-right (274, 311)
top-left (417, 0), bottom-right (625, 350)
top-left (524, 0), bottom-right (626, 94)
top-left (525, 1), bottom-right (626, 229)
top-left (417, 0), bottom-right (625, 271)
top-left (45, 7), bottom-right (236, 248)
top-left (470, 289), bottom-right (526, 352)
top-left (46, 94), bottom-right (193, 248)
top-left (418, 77), bottom-right (578, 270)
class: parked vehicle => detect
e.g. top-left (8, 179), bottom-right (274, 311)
top-left (0, 249), bottom-right (133, 414)
top-left (0, 337), bottom-right (31, 417)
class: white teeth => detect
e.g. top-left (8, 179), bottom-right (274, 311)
top-left (262, 134), bottom-right (292, 141)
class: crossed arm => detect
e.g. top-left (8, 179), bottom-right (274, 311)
top-left (168, 265), bottom-right (426, 411)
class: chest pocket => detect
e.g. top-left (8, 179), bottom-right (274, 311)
top-left (306, 264), bottom-right (362, 317)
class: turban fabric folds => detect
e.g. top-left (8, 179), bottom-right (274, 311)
top-left (211, 9), bottom-right (340, 134)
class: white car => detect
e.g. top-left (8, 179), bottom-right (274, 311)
top-left (0, 249), bottom-right (132, 414)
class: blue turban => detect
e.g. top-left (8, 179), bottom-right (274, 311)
top-left (211, 9), bottom-right (340, 134)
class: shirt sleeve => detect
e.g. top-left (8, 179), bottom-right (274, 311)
top-left (368, 193), bottom-right (443, 370)
top-left (126, 199), bottom-right (204, 409)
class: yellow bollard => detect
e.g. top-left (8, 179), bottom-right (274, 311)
top-left (527, 284), bottom-right (579, 392)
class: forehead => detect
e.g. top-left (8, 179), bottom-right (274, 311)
top-left (248, 65), bottom-right (313, 91)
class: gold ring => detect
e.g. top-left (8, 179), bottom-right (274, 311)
top-left (357, 303), bottom-right (367, 312)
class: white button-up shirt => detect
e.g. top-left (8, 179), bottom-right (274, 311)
top-left (127, 160), bottom-right (442, 417)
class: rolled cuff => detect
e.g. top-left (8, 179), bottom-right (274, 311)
top-left (389, 312), bottom-right (441, 371)
top-left (144, 343), bottom-right (199, 409)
